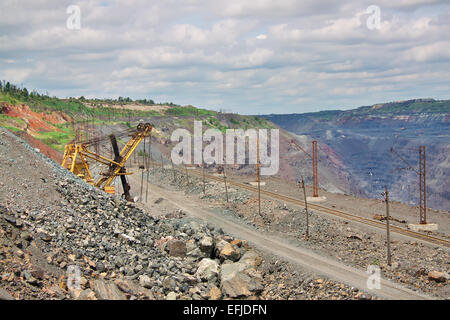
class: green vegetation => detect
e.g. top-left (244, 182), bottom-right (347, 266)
top-left (350, 99), bottom-right (450, 116)
top-left (203, 117), bottom-right (229, 133)
top-left (0, 114), bottom-right (27, 131)
top-left (164, 106), bottom-right (217, 117)
top-left (35, 127), bottom-right (75, 152)
top-left (0, 81), bottom-right (167, 119)
top-left (0, 81), bottom-right (279, 152)
top-left (230, 117), bottom-right (240, 125)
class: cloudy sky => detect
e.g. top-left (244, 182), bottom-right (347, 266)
top-left (0, 0), bottom-right (449, 114)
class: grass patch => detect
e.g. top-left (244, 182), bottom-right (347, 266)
top-left (35, 128), bottom-right (74, 152)
top-left (165, 106), bottom-right (216, 117)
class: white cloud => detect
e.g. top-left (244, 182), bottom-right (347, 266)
top-left (0, 0), bottom-right (448, 113)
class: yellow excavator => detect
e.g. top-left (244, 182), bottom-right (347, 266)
top-left (61, 123), bottom-right (152, 201)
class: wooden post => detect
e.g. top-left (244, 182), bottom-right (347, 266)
top-left (256, 133), bottom-right (260, 183)
top-left (223, 165), bottom-right (229, 203)
top-left (385, 185), bottom-right (391, 266)
top-left (171, 158), bottom-right (176, 180)
top-left (257, 162), bottom-right (261, 216)
top-left (185, 164), bottom-right (190, 185)
top-left (148, 134), bottom-right (152, 169)
top-left (145, 136), bottom-right (150, 203)
top-left (301, 177), bottom-right (310, 238)
top-left (257, 131), bottom-right (261, 215)
top-left (202, 153), bottom-right (206, 196)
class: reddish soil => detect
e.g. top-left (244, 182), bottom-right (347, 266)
top-left (13, 131), bottom-right (63, 164)
top-left (1, 104), bottom-right (71, 134)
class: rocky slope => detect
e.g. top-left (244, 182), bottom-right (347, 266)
top-left (0, 126), bottom-right (378, 300)
top-left (0, 126), bottom-right (265, 300)
top-left (264, 99), bottom-right (450, 210)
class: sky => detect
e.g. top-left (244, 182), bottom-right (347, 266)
top-left (0, 0), bottom-right (449, 114)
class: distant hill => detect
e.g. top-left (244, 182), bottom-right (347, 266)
top-left (263, 99), bottom-right (450, 211)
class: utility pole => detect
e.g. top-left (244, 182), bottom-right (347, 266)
top-left (312, 141), bottom-right (318, 198)
top-left (291, 139), bottom-right (319, 197)
top-left (185, 164), bottom-right (190, 185)
top-left (390, 146), bottom-right (427, 225)
top-left (257, 132), bottom-right (261, 216)
top-left (384, 185), bottom-right (391, 266)
top-left (139, 136), bottom-right (146, 202)
top-left (419, 146), bottom-right (427, 224)
top-left (148, 133), bottom-right (152, 169)
top-left (171, 158), bottom-right (176, 181)
top-left (145, 133), bottom-right (151, 203)
top-left (223, 163), bottom-right (229, 203)
top-left (202, 152), bottom-right (206, 196)
top-left (256, 133), bottom-right (260, 183)
top-left (301, 177), bottom-right (310, 238)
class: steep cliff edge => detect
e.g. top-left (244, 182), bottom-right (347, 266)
top-left (264, 99), bottom-right (450, 211)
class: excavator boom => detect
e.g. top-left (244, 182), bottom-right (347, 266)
top-left (61, 123), bottom-right (152, 201)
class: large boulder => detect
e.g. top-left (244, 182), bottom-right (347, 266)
top-left (428, 271), bottom-right (447, 283)
top-left (240, 251), bottom-right (263, 269)
top-left (90, 279), bottom-right (127, 300)
top-left (199, 236), bottom-right (215, 257)
top-left (220, 262), bottom-right (247, 282)
top-left (195, 258), bottom-right (219, 282)
top-left (219, 257), bottom-right (264, 299)
top-left (168, 240), bottom-right (186, 258)
top-left (219, 243), bottom-right (240, 262)
top-left (221, 273), bottom-right (263, 298)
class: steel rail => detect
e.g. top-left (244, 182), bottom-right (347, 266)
top-left (188, 169), bottom-right (450, 248)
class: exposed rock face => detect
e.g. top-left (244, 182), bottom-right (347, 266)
top-left (264, 100), bottom-right (450, 210)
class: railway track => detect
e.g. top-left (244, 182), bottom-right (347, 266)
top-left (188, 169), bottom-right (450, 248)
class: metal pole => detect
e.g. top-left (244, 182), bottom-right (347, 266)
top-left (202, 152), bottom-right (206, 196)
top-left (257, 161), bottom-right (261, 216)
top-left (301, 177), bottom-right (309, 238)
top-left (171, 158), bottom-right (176, 181)
top-left (139, 137), bottom-right (145, 202)
top-left (385, 185), bottom-right (391, 266)
top-left (419, 146), bottom-right (427, 224)
top-left (148, 135), bottom-right (152, 169)
top-left (145, 135), bottom-right (151, 203)
top-left (223, 165), bottom-right (229, 203)
top-left (185, 164), bottom-right (190, 185)
top-left (312, 140), bottom-right (318, 197)
top-left (257, 131), bottom-right (261, 215)
top-left (256, 133), bottom-right (260, 183)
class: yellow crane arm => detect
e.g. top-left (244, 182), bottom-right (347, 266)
top-left (61, 123), bottom-right (152, 201)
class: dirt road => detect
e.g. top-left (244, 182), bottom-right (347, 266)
top-left (127, 172), bottom-right (432, 300)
